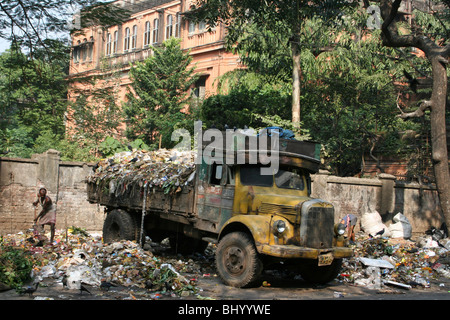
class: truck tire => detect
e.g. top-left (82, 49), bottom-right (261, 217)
top-left (299, 258), bottom-right (342, 284)
top-left (215, 232), bottom-right (263, 288)
top-left (103, 209), bottom-right (137, 243)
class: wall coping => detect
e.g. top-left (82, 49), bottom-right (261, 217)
top-left (313, 173), bottom-right (437, 191)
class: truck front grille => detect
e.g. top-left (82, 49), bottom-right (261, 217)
top-left (300, 203), bottom-right (334, 249)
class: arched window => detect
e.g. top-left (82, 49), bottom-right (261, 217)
top-left (175, 12), bottom-right (180, 38)
top-left (199, 20), bottom-right (206, 32)
top-left (106, 33), bottom-right (112, 55)
top-left (131, 25), bottom-right (138, 49)
top-left (166, 14), bottom-right (173, 39)
top-left (144, 21), bottom-right (151, 46)
top-left (113, 31), bottom-right (118, 53)
top-left (88, 36), bottom-right (94, 60)
top-left (152, 18), bottom-right (159, 44)
top-left (124, 27), bottom-right (130, 51)
top-left (82, 38), bottom-right (87, 61)
top-left (188, 20), bottom-right (195, 34)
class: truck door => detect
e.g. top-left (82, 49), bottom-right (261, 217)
top-left (196, 162), bottom-right (235, 232)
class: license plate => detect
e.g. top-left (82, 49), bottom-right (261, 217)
top-left (318, 253), bottom-right (334, 266)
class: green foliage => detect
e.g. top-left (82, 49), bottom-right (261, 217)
top-left (200, 70), bottom-right (291, 130)
top-left (0, 43), bottom-right (67, 158)
top-left (0, 244), bottom-right (33, 289)
top-left (124, 38), bottom-right (199, 149)
top-left (197, 5), bottom-right (423, 177)
top-left (98, 137), bottom-right (149, 158)
top-left (0, 1), bottom-right (130, 52)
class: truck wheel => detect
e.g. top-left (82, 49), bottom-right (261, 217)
top-left (215, 232), bottom-right (263, 288)
top-left (103, 209), bottom-right (137, 243)
top-left (299, 259), bottom-right (342, 284)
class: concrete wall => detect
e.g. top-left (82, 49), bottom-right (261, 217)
top-left (0, 150), bottom-right (104, 235)
top-left (0, 152), bottom-right (444, 236)
top-left (311, 171), bottom-right (443, 235)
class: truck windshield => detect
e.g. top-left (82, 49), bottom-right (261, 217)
top-left (275, 168), bottom-right (305, 190)
top-left (240, 166), bottom-right (273, 187)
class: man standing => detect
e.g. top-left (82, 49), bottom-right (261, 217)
top-left (33, 188), bottom-right (56, 244)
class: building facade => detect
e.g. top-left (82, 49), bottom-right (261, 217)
top-left (67, 0), bottom-right (241, 135)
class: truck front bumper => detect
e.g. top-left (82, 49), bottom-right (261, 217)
top-left (258, 244), bottom-right (353, 260)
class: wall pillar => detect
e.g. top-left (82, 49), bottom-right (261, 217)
top-left (378, 173), bottom-right (396, 224)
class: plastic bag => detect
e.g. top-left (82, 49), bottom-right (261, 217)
top-left (361, 211), bottom-right (390, 237)
top-left (388, 213), bottom-right (412, 239)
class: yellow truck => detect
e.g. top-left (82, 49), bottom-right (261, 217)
top-left (87, 133), bottom-right (353, 288)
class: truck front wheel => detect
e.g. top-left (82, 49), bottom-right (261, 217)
top-left (215, 232), bottom-right (263, 288)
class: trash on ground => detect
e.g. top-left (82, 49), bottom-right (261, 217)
top-left (339, 221), bottom-right (450, 291)
top-left (0, 226), bottom-right (215, 299)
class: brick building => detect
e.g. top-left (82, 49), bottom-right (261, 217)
top-left (67, 0), bottom-right (241, 134)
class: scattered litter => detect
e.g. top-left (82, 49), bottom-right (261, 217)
top-left (383, 280), bottom-right (412, 290)
top-left (0, 226), bottom-right (216, 300)
top-left (359, 257), bottom-right (394, 269)
top-left (339, 227), bottom-right (450, 291)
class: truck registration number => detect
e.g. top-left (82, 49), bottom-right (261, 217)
top-left (318, 253), bottom-right (334, 266)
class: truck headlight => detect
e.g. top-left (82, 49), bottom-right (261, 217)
top-left (274, 220), bottom-right (286, 233)
top-left (335, 223), bottom-right (346, 236)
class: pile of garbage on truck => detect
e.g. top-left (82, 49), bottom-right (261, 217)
top-left (86, 149), bottom-right (197, 195)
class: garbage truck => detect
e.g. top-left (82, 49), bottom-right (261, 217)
top-left (86, 131), bottom-right (353, 288)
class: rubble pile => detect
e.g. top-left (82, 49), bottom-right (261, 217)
top-left (339, 231), bottom-right (450, 290)
top-left (0, 227), bottom-right (214, 299)
top-left (86, 149), bottom-right (197, 195)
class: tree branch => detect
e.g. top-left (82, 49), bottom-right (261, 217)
top-left (397, 99), bottom-right (432, 119)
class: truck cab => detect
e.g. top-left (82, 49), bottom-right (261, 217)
top-left (194, 136), bottom-right (353, 287)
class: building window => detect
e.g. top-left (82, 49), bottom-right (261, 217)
top-left (188, 20), bottom-right (195, 34)
top-left (166, 14), bottom-right (173, 39)
top-left (73, 40), bottom-right (81, 63)
top-left (82, 38), bottom-right (87, 61)
top-left (175, 12), bottom-right (180, 38)
top-left (113, 31), bottom-right (118, 53)
top-left (144, 21), bottom-right (151, 46)
top-left (152, 18), bottom-right (159, 44)
top-left (88, 36), bottom-right (94, 60)
top-left (193, 76), bottom-right (207, 101)
top-left (199, 20), bottom-right (206, 32)
top-left (106, 33), bottom-right (112, 55)
top-left (124, 27), bottom-right (130, 51)
top-left (131, 25), bottom-right (138, 49)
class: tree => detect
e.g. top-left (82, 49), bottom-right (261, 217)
top-left (123, 38), bottom-right (199, 149)
top-left (0, 42), bottom-right (67, 158)
top-left (200, 70), bottom-right (292, 130)
top-left (378, 0), bottom-right (450, 227)
top-left (186, 0), bottom-right (357, 129)
top-left (0, 0), bottom-right (129, 56)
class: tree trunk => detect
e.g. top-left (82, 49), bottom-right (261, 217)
top-left (291, 40), bottom-right (301, 129)
top-left (429, 56), bottom-right (450, 228)
top-left (378, 0), bottom-right (450, 229)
